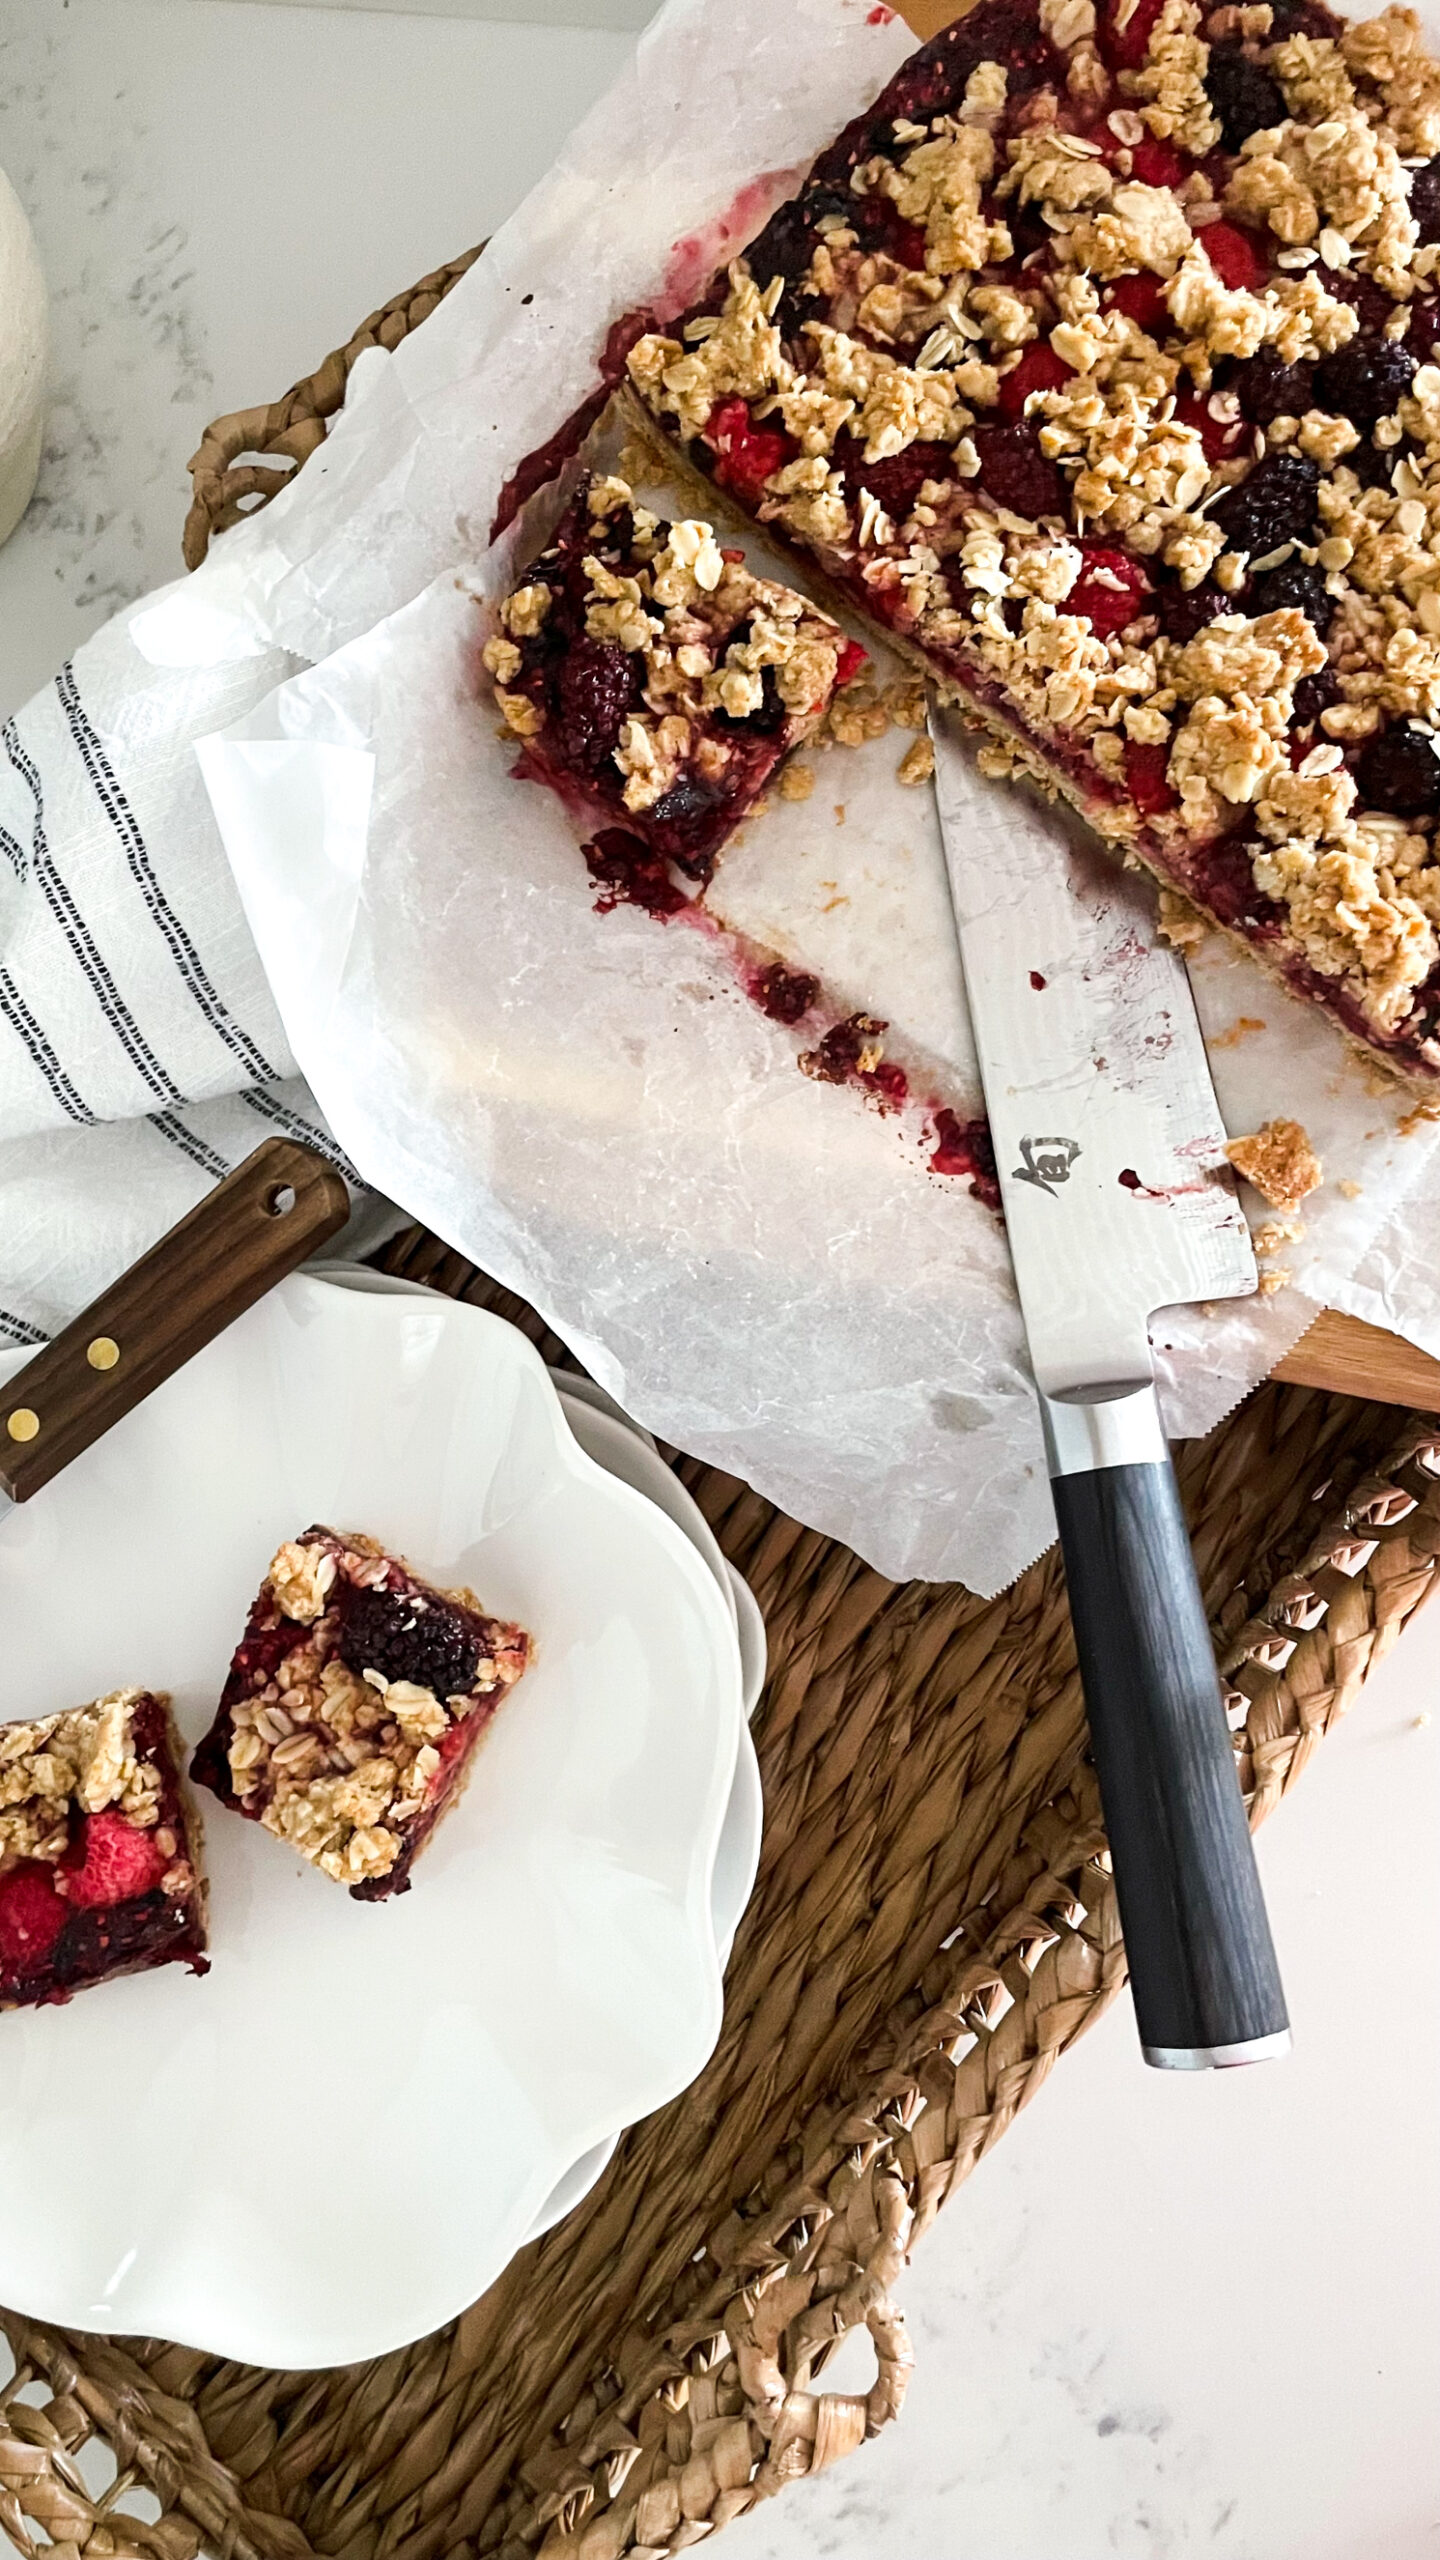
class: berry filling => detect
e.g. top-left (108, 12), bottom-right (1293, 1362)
top-left (192, 1529), bottom-right (532, 1901)
top-left (1, 1690), bottom-right (206, 2011)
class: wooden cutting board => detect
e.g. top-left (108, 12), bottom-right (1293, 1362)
top-left (878, 0), bottom-right (1440, 1409)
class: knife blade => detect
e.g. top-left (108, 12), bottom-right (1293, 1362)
top-left (929, 699), bottom-right (1290, 2072)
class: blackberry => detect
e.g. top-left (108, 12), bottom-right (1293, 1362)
top-left (555, 637), bottom-right (643, 773)
top-left (1291, 664), bottom-right (1339, 727)
top-left (1349, 437), bottom-right (1401, 492)
top-left (1313, 334), bottom-right (1416, 430)
top-left (1205, 43), bottom-right (1287, 149)
top-left (1211, 450), bottom-right (1320, 554)
top-left (1354, 725), bottom-right (1440, 819)
top-left (1247, 558), bottom-right (1335, 633)
top-left (971, 420), bottom-right (1070, 521)
top-left (1157, 581), bottom-right (1228, 644)
top-left (1411, 156), bottom-right (1440, 247)
top-left (1235, 349), bottom-right (1315, 426)
top-left (648, 775), bottom-right (726, 862)
top-left (836, 433), bottom-right (955, 522)
top-left (339, 1586), bottom-right (480, 1698)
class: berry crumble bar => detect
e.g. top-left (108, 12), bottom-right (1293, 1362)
top-left (622, 0), bottom-right (1440, 1086)
top-left (1, 1690), bottom-right (207, 2012)
top-left (190, 1529), bottom-right (532, 1900)
top-left (486, 470), bottom-right (864, 914)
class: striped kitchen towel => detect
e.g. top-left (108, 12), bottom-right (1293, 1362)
top-left (0, 584), bottom-right (394, 1347)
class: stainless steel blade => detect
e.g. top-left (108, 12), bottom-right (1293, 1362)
top-left (929, 700), bottom-right (1255, 1398)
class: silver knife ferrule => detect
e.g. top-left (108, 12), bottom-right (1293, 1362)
top-left (1040, 1381), bottom-right (1168, 1478)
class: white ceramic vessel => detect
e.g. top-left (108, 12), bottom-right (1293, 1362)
top-left (0, 1273), bottom-right (746, 2367)
top-left (0, 167), bottom-right (45, 548)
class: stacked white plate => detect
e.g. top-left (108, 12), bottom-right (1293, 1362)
top-left (0, 1268), bottom-right (761, 2367)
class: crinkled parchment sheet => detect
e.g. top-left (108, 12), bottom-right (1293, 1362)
top-left (148, 0), bottom-right (1440, 1591)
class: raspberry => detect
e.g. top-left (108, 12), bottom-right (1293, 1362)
top-left (1173, 388), bottom-right (1245, 464)
top-left (887, 217), bottom-right (930, 271)
top-left (0, 1862), bottom-right (66, 1966)
top-left (1126, 135), bottom-right (1189, 189)
top-left (1201, 221), bottom-right (1266, 292)
top-left (752, 962), bottom-right (820, 1023)
top-left (1124, 739), bottom-right (1178, 816)
top-left (1105, 272), bottom-right (1168, 335)
top-left (995, 341), bottom-right (1074, 420)
top-left (705, 398), bottom-right (794, 505)
top-left (972, 421), bottom-right (1070, 521)
top-left (1069, 545), bottom-right (1150, 639)
top-left (1248, 558), bottom-right (1334, 633)
top-left (1100, 0), bottom-right (1165, 71)
top-left (62, 1812), bottom-right (166, 1911)
top-left (1205, 44), bottom-right (1286, 150)
top-left (339, 1585), bottom-right (480, 1697)
top-left (1157, 581), bottom-right (1227, 644)
top-left (835, 639), bottom-right (869, 689)
top-left (1354, 725), bottom-right (1440, 819)
top-left (1234, 350), bottom-right (1315, 425)
top-left (1211, 450), bottom-right (1320, 554)
top-left (1411, 157), bottom-right (1440, 248)
top-left (556, 637), bottom-right (642, 773)
top-left (1313, 334), bottom-right (1416, 431)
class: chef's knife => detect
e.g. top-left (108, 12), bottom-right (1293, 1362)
top-left (1, 1139), bottom-right (351, 1511)
top-left (929, 700), bottom-right (1289, 2070)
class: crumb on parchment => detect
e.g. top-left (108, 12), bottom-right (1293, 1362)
top-left (897, 737), bottom-right (935, 788)
top-left (1257, 1269), bottom-right (1292, 1295)
top-left (1157, 890), bottom-right (1207, 957)
top-left (1337, 1178), bottom-right (1363, 1199)
top-left (779, 760), bottom-right (816, 802)
top-left (1208, 1015), bottom-right (1266, 1051)
top-left (834, 803), bottom-right (847, 825)
top-left (1255, 1217), bottom-right (1305, 1256)
top-left (1225, 1118), bottom-right (1323, 1217)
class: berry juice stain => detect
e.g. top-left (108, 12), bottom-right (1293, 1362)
top-left (1029, 970), bottom-right (1047, 990)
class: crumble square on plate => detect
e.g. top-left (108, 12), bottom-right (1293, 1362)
top-left (485, 469), bottom-right (864, 914)
top-left (190, 1528), bottom-right (532, 1900)
top-left (620, 0), bottom-right (1440, 1087)
top-left (0, 1690), bottom-right (208, 2012)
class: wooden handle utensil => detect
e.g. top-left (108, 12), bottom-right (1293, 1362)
top-left (0, 1138), bottom-right (351, 1504)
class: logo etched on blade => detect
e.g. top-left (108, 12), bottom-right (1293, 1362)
top-left (1013, 1136), bottom-right (1082, 1197)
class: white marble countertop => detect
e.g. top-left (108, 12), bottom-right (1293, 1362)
top-left (1, 5), bottom-right (1437, 2552)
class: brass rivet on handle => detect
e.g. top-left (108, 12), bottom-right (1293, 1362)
top-left (87, 1337), bottom-right (121, 1371)
top-left (6, 1408), bottom-right (40, 1443)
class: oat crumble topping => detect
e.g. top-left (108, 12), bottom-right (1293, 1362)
top-left (619, 0), bottom-right (1440, 1077)
top-left (1225, 1113), bottom-right (1325, 1207)
top-left (195, 1531), bottom-right (531, 1896)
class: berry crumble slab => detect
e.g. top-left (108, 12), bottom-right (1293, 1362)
top-left (620, 0), bottom-right (1440, 1087)
top-left (486, 470), bottom-right (864, 914)
top-left (190, 1529), bottom-right (532, 1900)
top-left (0, 1690), bottom-right (207, 2012)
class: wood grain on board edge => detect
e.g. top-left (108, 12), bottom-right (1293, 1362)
top-left (888, 0), bottom-right (1439, 1413)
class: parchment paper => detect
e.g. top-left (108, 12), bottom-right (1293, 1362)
top-left (150, 0), bottom-right (1440, 1590)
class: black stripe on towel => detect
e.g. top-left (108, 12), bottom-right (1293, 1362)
top-left (0, 964), bottom-right (96, 1124)
top-left (148, 1110), bottom-right (232, 1181)
top-left (56, 664), bottom-right (282, 1089)
top-left (2, 719), bottom-right (187, 1107)
top-left (0, 1308), bottom-right (47, 1348)
top-left (241, 1086), bottom-right (361, 1190)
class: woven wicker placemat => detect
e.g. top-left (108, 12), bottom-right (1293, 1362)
top-left (3, 267), bottom-right (1438, 2560)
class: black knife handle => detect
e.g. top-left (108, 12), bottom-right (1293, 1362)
top-left (1044, 1387), bottom-right (1290, 2069)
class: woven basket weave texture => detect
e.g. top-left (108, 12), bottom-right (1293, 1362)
top-left (2, 258), bottom-right (1436, 2560)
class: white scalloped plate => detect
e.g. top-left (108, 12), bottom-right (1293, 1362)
top-left (0, 1273), bottom-right (742, 2368)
